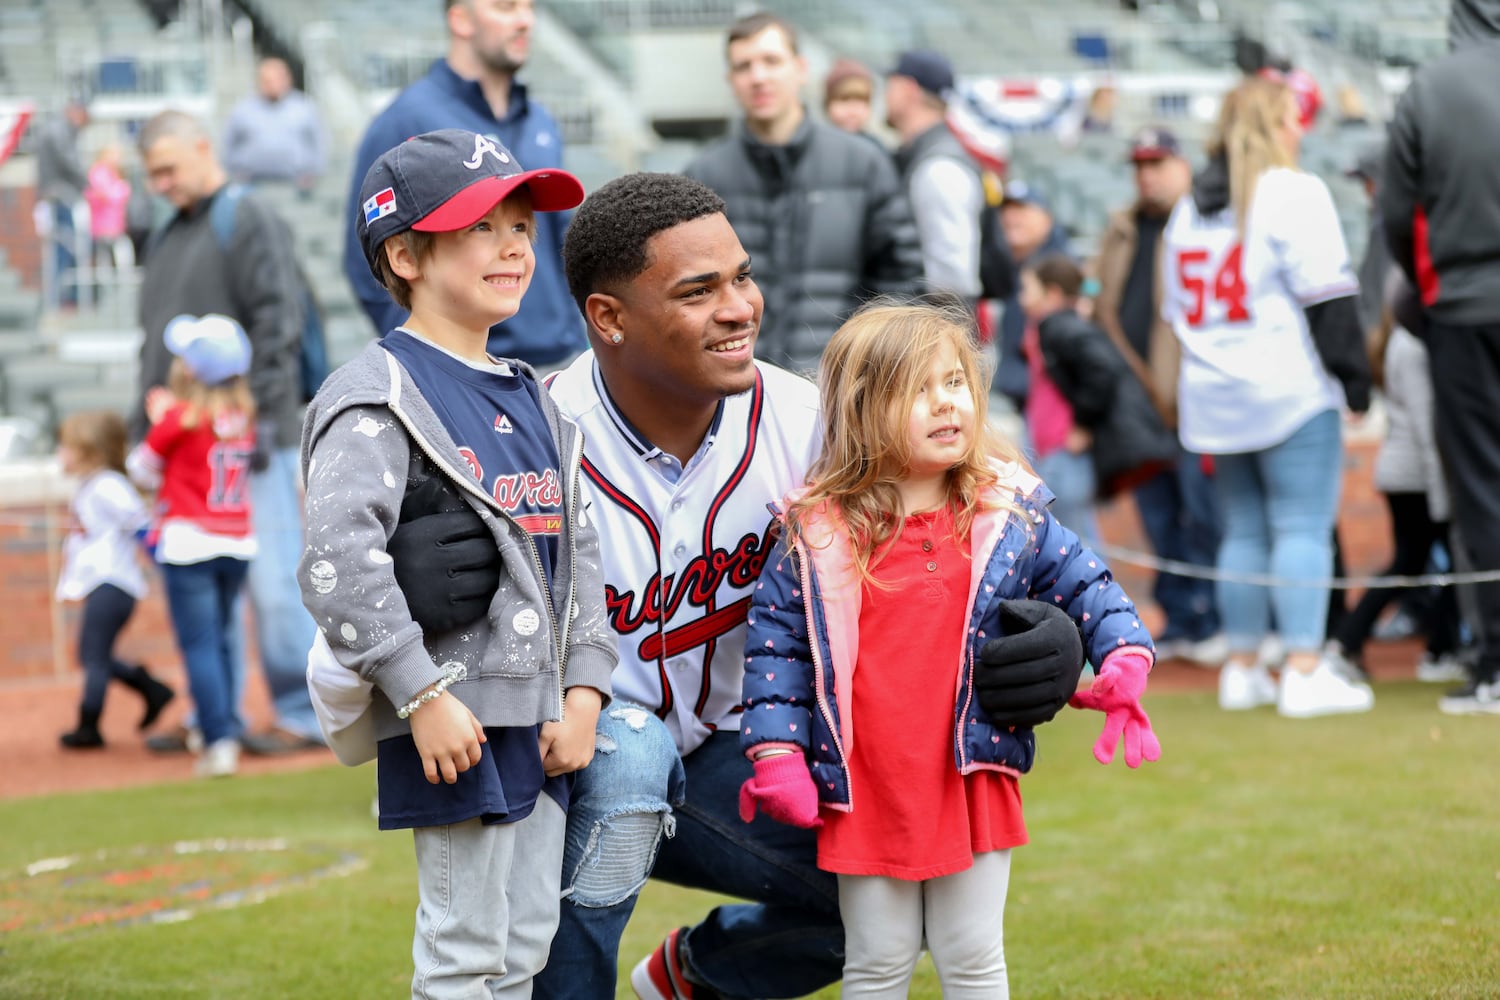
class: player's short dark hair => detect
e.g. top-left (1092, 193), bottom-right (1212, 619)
top-left (562, 173), bottom-right (726, 318)
top-left (726, 11), bottom-right (799, 54)
top-left (1030, 253), bottom-right (1084, 300)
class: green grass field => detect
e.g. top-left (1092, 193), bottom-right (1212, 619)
top-left (2, 682), bottom-right (1496, 999)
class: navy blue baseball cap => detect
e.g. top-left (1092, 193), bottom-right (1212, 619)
top-left (1128, 125), bottom-right (1183, 162)
top-left (357, 128), bottom-right (585, 278)
top-left (888, 50), bottom-right (956, 98)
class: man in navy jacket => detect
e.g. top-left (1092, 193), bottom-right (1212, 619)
top-left (342, 0), bottom-right (584, 367)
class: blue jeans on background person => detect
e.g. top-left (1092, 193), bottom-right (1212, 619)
top-left (1033, 447), bottom-right (1100, 547)
top-left (1132, 448), bottom-right (1222, 642)
top-left (47, 200), bottom-right (79, 308)
top-left (162, 556), bottom-right (250, 746)
top-left (534, 705), bottom-right (844, 999)
top-left (248, 447), bottom-right (321, 740)
top-left (1213, 409), bottom-right (1343, 657)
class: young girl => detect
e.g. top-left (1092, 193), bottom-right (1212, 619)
top-left (83, 144), bottom-right (134, 271)
top-left (127, 313), bottom-right (257, 778)
top-left (56, 410), bottom-right (173, 748)
top-left (739, 302), bottom-right (1160, 998)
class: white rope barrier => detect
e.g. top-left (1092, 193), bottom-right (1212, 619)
top-left (1090, 541), bottom-right (1500, 590)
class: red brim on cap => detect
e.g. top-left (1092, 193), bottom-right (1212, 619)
top-left (412, 169), bottom-right (586, 232)
top-left (1130, 147), bottom-right (1171, 162)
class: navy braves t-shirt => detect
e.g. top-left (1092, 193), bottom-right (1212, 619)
top-left (375, 328), bottom-right (568, 831)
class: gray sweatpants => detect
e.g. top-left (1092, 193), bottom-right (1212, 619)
top-left (837, 848), bottom-right (1013, 999)
top-left (411, 795), bottom-right (567, 1000)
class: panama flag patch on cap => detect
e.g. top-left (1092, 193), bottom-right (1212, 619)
top-left (363, 187), bottom-right (396, 225)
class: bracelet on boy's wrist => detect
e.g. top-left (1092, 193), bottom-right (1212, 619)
top-left (396, 664), bottom-right (468, 720)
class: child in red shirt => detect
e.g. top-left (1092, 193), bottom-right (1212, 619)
top-left (127, 313), bottom-right (257, 778)
top-left (741, 302), bottom-right (1161, 997)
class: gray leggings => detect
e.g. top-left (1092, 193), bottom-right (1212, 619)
top-left (837, 848), bottom-right (1013, 999)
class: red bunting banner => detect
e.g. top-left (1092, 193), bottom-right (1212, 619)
top-left (0, 102), bottom-right (34, 167)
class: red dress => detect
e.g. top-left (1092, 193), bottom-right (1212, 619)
top-left (817, 506), bottom-right (1028, 881)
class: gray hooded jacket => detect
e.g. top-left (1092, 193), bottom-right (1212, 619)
top-left (299, 342), bottom-right (616, 742)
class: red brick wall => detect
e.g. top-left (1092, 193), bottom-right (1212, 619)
top-left (0, 503), bottom-right (178, 684)
top-left (0, 184), bottom-right (41, 289)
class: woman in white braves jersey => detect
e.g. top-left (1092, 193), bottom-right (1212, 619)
top-left (1161, 75), bottom-right (1374, 719)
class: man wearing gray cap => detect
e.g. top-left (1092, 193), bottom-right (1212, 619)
top-left (1093, 125), bottom-right (1224, 666)
top-left (887, 50), bottom-right (987, 305)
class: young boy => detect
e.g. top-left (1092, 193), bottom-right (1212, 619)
top-left (1020, 254), bottom-right (1178, 508)
top-left (297, 128), bottom-right (616, 999)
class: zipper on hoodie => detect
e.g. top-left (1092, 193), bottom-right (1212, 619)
top-left (953, 509), bottom-right (1025, 772)
top-left (554, 429), bottom-right (585, 720)
top-left (381, 363), bottom-right (567, 717)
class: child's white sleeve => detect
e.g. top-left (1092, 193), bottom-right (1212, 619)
top-left (125, 442), bottom-right (163, 491)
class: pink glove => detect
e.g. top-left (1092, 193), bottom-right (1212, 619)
top-left (738, 753), bottom-right (822, 828)
top-left (1069, 651), bottom-right (1161, 768)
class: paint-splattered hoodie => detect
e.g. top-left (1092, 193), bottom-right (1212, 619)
top-left (298, 341), bottom-right (616, 742)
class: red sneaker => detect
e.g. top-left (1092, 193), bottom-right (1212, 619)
top-left (630, 927), bottom-right (698, 999)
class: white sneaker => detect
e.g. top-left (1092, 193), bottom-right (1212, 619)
top-left (1277, 661), bottom-right (1375, 718)
top-left (1164, 632), bottom-right (1230, 668)
top-left (195, 738), bottom-right (240, 778)
top-left (1416, 653), bottom-right (1469, 684)
top-left (1321, 644), bottom-right (1371, 685)
top-left (1256, 635), bottom-right (1287, 671)
top-left (1219, 661), bottom-right (1278, 711)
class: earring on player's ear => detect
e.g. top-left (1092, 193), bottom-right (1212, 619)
top-left (610, 333), bottom-right (623, 344)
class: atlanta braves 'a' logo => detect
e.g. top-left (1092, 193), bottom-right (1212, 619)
top-left (463, 133), bottom-right (510, 170)
top-left (606, 527), bottom-right (776, 660)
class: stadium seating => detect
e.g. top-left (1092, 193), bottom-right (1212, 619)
top-left (0, 0), bottom-right (1449, 452)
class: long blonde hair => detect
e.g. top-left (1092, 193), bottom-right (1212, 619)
top-left (787, 301), bottom-right (1027, 582)
top-left (1208, 76), bottom-right (1297, 233)
top-left (167, 358), bottom-right (256, 437)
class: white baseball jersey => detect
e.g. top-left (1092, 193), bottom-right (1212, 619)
top-left (1162, 167), bottom-right (1358, 454)
top-left (547, 354), bottom-right (822, 754)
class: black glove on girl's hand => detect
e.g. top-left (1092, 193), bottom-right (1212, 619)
top-left (975, 599), bottom-right (1086, 729)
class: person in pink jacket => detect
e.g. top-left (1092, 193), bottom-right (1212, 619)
top-left (84, 144), bottom-right (134, 270)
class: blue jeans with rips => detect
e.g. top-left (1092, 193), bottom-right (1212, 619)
top-left (1131, 448), bottom-right (1222, 641)
top-left (534, 704), bottom-right (843, 999)
top-left (247, 447), bottom-right (321, 740)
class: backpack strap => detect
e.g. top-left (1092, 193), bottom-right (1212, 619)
top-left (208, 183), bottom-right (250, 249)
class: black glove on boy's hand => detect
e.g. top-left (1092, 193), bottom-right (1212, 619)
top-left (975, 599), bottom-right (1086, 729)
top-left (387, 468), bottom-right (500, 635)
